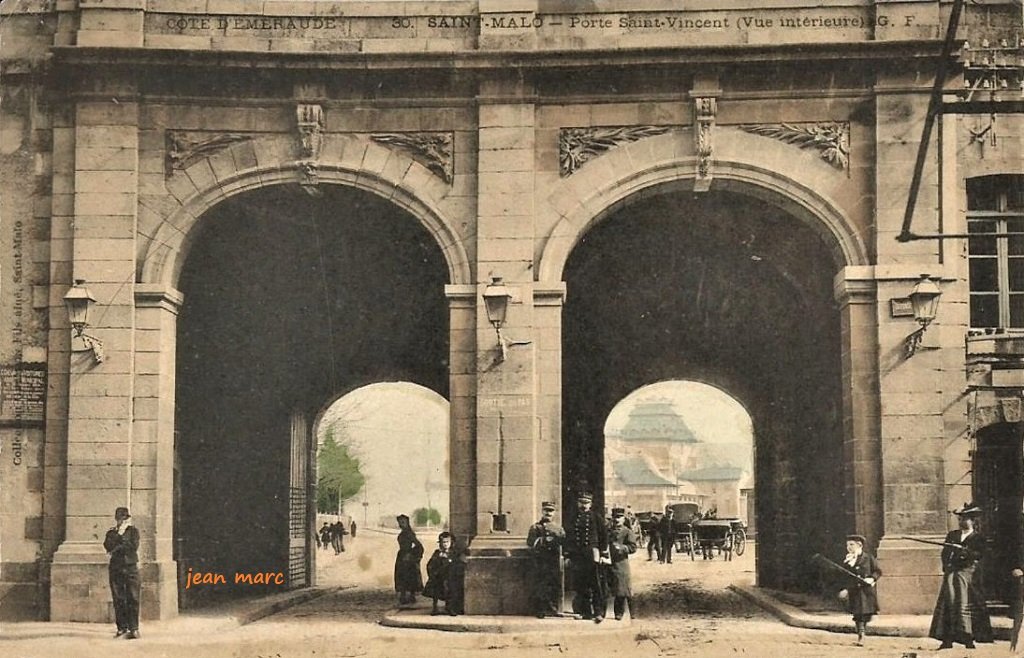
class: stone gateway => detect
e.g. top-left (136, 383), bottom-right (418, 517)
top-left (0, 0), bottom-right (1022, 624)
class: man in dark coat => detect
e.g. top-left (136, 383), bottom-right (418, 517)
top-left (527, 501), bottom-right (566, 618)
top-left (331, 520), bottom-right (347, 554)
top-left (319, 522), bottom-right (331, 550)
top-left (658, 506), bottom-right (677, 564)
top-left (646, 512), bottom-right (663, 562)
top-left (836, 534), bottom-right (881, 645)
top-left (567, 491), bottom-right (608, 622)
top-left (928, 502), bottom-right (994, 649)
top-left (103, 506), bottom-right (141, 640)
top-left (607, 508), bottom-right (638, 620)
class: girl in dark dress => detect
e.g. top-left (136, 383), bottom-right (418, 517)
top-left (394, 514), bottom-right (424, 606)
top-left (836, 534), bottom-right (881, 645)
top-left (423, 531), bottom-right (454, 615)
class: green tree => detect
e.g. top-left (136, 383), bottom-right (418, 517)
top-left (413, 507), bottom-right (441, 526)
top-left (317, 425), bottom-right (366, 514)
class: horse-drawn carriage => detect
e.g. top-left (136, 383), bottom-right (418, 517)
top-left (635, 503), bottom-right (748, 561)
top-left (668, 503), bottom-right (747, 561)
top-left (691, 518), bottom-right (747, 560)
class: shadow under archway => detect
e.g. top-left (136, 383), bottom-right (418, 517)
top-left (173, 183), bottom-right (449, 607)
top-left (563, 187), bottom-right (844, 594)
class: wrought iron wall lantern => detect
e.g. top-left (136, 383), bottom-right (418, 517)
top-left (63, 279), bottom-right (105, 363)
top-left (905, 274), bottom-right (942, 357)
top-left (482, 275), bottom-right (532, 363)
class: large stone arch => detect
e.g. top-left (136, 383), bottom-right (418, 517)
top-left (139, 133), bottom-right (473, 288)
top-left (537, 128), bottom-right (870, 282)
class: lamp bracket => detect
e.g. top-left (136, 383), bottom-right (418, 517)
top-left (71, 332), bottom-right (106, 363)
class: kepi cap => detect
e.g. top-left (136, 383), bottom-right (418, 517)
top-left (541, 501), bottom-right (556, 511)
top-left (611, 507), bottom-right (626, 517)
top-left (576, 491), bottom-right (593, 503)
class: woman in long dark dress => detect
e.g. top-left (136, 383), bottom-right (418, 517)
top-left (928, 502), bottom-right (994, 650)
top-left (394, 514), bottom-right (424, 606)
top-left (836, 534), bottom-right (881, 645)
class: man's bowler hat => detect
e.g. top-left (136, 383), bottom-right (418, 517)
top-left (846, 534), bottom-right (867, 545)
top-left (114, 507), bottom-right (131, 520)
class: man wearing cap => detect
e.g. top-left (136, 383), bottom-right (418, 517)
top-left (658, 506), bottom-right (677, 564)
top-left (567, 491), bottom-right (608, 622)
top-left (103, 506), bottom-right (141, 639)
top-left (527, 501), bottom-right (566, 618)
top-left (836, 534), bottom-right (881, 645)
top-left (607, 508), bottom-right (638, 621)
top-left (928, 502), bottom-right (994, 650)
top-left (646, 511), bottom-right (663, 562)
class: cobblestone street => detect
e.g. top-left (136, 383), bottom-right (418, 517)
top-left (3, 531), bottom-right (1012, 658)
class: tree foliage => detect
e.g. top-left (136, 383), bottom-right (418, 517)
top-left (317, 425), bottom-right (366, 514)
top-left (413, 507), bottom-right (441, 526)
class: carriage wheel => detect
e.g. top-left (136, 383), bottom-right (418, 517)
top-left (734, 529), bottom-right (747, 556)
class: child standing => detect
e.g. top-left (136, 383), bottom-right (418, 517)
top-left (423, 531), bottom-right (454, 615)
top-left (837, 534), bottom-right (881, 645)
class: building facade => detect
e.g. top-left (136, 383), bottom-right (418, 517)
top-left (1, 0), bottom-right (1022, 621)
top-left (604, 398), bottom-right (753, 518)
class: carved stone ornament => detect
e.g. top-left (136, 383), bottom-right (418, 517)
top-left (165, 132), bottom-right (251, 174)
top-left (559, 126), bottom-right (671, 177)
top-left (297, 161), bottom-right (321, 197)
top-left (369, 132), bottom-right (453, 183)
top-left (693, 97), bottom-right (717, 192)
top-left (296, 104), bottom-right (324, 160)
top-left (739, 122), bottom-right (850, 171)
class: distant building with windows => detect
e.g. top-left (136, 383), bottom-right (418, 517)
top-left (604, 399), bottom-right (752, 523)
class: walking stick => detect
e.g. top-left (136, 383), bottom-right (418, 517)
top-left (810, 553), bottom-right (875, 587)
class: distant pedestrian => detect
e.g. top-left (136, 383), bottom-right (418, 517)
top-left (646, 512), bottom-right (663, 562)
top-left (658, 507), bottom-right (676, 564)
top-left (394, 514), bottom-right (424, 606)
top-left (331, 521), bottom-right (347, 554)
top-left (103, 506), bottom-right (140, 640)
top-left (607, 508), bottom-right (637, 621)
top-left (835, 534), bottom-right (880, 645)
top-left (319, 522), bottom-right (331, 550)
top-left (423, 532), bottom-right (454, 615)
top-left (928, 502), bottom-right (994, 650)
top-left (350, 519), bottom-right (357, 538)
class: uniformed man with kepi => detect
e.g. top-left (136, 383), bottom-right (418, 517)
top-left (567, 491), bottom-right (608, 622)
top-left (104, 506), bottom-right (141, 639)
top-left (607, 507), bottom-right (638, 620)
top-left (527, 500), bottom-right (566, 618)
